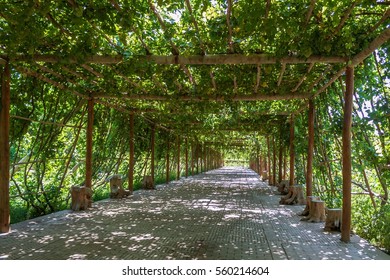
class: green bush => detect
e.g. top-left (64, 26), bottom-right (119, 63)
top-left (353, 198), bottom-right (390, 253)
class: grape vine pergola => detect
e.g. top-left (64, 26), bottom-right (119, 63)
top-left (0, 1), bottom-right (389, 244)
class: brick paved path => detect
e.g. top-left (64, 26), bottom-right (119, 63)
top-left (1, 167), bottom-right (389, 260)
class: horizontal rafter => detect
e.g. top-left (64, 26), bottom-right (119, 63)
top-left (3, 54), bottom-right (348, 65)
top-left (95, 92), bottom-right (311, 102)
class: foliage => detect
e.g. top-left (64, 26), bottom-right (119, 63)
top-left (0, 0), bottom-right (389, 254)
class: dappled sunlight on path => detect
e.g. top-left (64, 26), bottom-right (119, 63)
top-left (1, 167), bottom-right (389, 260)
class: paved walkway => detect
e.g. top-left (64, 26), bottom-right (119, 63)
top-left (1, 167), bottom-right (389, 260)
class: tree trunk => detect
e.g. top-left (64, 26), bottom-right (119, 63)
top-left (324, 208), bottom-right (342, 231)
top-left (308, 200), bottom-right (326, 223)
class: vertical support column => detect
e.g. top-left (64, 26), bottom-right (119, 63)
top-left (166, 136), bottom-right (170, 184)
top-left (341, 66), bottom-right (354, 243)
top-left (185, 138), bottom-right (188, 177)
top-left (259, 155), bottom-right (263, 178)
top-left (204, 145), bottom-right (207, 172)
top-left (85, 98), bottom-right (94, 190)
top-left (272, 136), bottom-right (276, 186)
top-left (197, 143), bottom-right (200, 173)
top-left (267, 136), bottom-right (271, 184)
top-left (176, 136), bottom-right (180, 180)
top-left (191, 142), bottom-right (194, 176)
top-left (151, 126), bottom-right (155, 186)
top-left (289, 114), bottom-right (295, 187)
top-left (283, 147), bottom-right (287, 180)
top-left (306, 99), bottom-right (315, 197)
top-left (200, 145), bottom-right (203, 172)
top-left (0, 62), bottom-right (10, 233)
top-left (128, 114), bottom-right (135, 193)
top-left (278, 138), bottom-right (283, 184)
top-left (256, 146), bottom-right (260, 174)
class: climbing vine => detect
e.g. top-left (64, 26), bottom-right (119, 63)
top-left (0, 0), bottom-right (389, 252)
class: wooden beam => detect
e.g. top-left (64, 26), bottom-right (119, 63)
top-left (277, 63), bottom-right (286, 87)
top-left (141, 54), bottom-right (348, 65)
top-left (0, 62), bottom-right (10, 233)
top-left (265, 0), bottom-right (271, 19)
top-left (15, 66), bottom-right (88, 99)
top-left (306, 99), bottom-right (315, 197)
top-left (210, 71), bottom-right (217, 90)
top-left (109, 66), bottom-right (149, 94)
top-left (4, 54), bottom-right (348, 65)
top-left (292, 62), bottom-right (314, 92)
top-left (11, 114), bottom-right (82, 129)
top-left (254, 65), bottom-right (261, 93)
top-left (313, 27), bottom-right (390, 99)
top-left (289, 115), bottom-right (295, 186)
top-left (351, 27), bottom-right (390, 67)
top-left (109, 0), bottom-right (152, 54)
top-left (96, 92), bottom-right (311, 102)
top-left (226, 0), bottom-right (234, 53)
top-left (148, 0), bottom-right (179, 55)
top-left (85, 98), bottom-right (94, 190)
top-left (184, 0), bottom-right (206, 54)
top-left (341, 66), bottom-right (354, 243)
top-left (81, 64), bottom-right (103, 78)
top-left (305, 0), bottom-right (317, 25)
top-left (128, 114), bottom-right (134, 192)
top-left (369, 9), bottom-right (390, 33)
top-left (329, 1), bottom-right (357, 38)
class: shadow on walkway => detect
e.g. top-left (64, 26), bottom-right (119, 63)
top-left (1, 167), bottom-right (389, 260)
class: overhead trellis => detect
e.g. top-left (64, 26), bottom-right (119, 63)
top-left (0, 0), bottom-right (389, 241)
top-left (0, 0), bottom-right (389, 140)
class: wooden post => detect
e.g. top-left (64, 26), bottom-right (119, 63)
top-left (151, 126), bottom-right (155, 186)
top-left (256, 146), bottom-right (260, 174)
top-left (278, 138), bottom-right (283, 184)
top-left (0, 62), bottom-right (10, 233)
top-left (341, 66), bottom-right (354, 243)
top-left (191, 142), bottom-right (194, 175)
top-left (259, 155), bottom-right (263, 177)
top-left (204, 145), bottom-right (208, 172)
top-left (306, 99), bottom-right (315, 197)
top-left (166, 137), bottom-right (170, 184)
top-left (289, 115), bottom-right (295, 187)
top-left (199, 144), bottom-right (202, 173)
top-left (185, 138), bottom-right (188, 177)
top-left (128, 114), bottom-right (135, 192)
top-left (86, 98), bottom-right (94, 190)
top-left (272, 136), bottom-right (276, 186)
top-left (267, 136), bottom-right (271, 184)
top-left (176, 136), bottom-right (180, 180)
top-left (283, 146), bottom-right (287, 179)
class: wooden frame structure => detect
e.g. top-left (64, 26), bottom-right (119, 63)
top-left (0, 2), bottom-right (388, 246)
